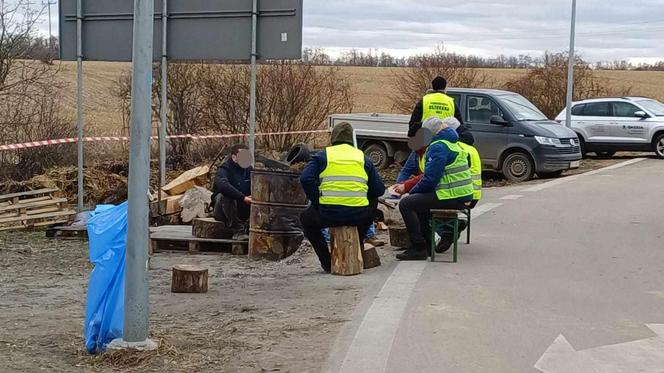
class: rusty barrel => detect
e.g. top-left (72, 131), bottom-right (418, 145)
top-left (249, 169), bottom-right (308, 261)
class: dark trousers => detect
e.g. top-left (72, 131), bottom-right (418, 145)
top-left (213, 194), bottom-right (250, 227)
top-left (399, 193), bottom-right (469, 248)
top-left (300, 200), bottom-right (377, 271)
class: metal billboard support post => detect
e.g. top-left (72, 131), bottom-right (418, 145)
top-left (565, 0), bottom-right (577, 129)
top-left (159, 0), bottom-right (168, 187)
top-left (110, 0), bottom-right (157, 350)
top-left (76, 0), bottom-right (84, 212)
top-left (248, 0), bottom-right (258, 164)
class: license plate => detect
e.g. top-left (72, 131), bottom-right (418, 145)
top-left (570, 160), bottom-right (581, 168)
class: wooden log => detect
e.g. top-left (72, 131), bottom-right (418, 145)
top-left (389, 226), bottom-right (411, 248)
top-left (330, 226), bottom-right (363, 276)
top-left (150, 195), bottom-right (183, 217)
top-left (232, 242), bottom-right (249, 255)
top-left (163, 166), bottom-right (210, 196)
top-left (362, 244), bottom-right (381, 270)
top-left (192, 218), bottom-right (232, 239)
top-left (171, 265), bottom-right (208, 293)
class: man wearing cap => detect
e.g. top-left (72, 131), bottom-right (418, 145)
top-left (299, 122), bottom-right (386, 272)
top-left (397, 117), bottom-right (474, 261)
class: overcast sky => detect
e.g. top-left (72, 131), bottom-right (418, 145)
top-left (36, 0), bottom-right (664, 63)
top-left (303, 0), bottom-right (664, 63)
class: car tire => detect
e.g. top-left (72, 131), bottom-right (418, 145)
top-left (364, 143), bottom-right (390, 169)
top-left (537, 170), bottom-right (564, 179)
top-left (595, 151), bottom-right (616, 159)
top-left (502, 152), bottom-right (535, 183)
top-left (654, 134), bottom-right (664, 159)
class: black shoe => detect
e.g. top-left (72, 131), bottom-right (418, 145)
top-left (232, 223), bottom-right (250, 241)
top-left (396, 247), bottom-right (427, 261)
top-left (395, 247), bottom-right (408, 252)
top-left (435, 238), bottom-right (453, 254)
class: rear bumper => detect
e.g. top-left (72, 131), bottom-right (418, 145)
top-left (534, 146), bottom-right (582, 172)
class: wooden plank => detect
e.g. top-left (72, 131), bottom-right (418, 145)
top-left (0, 219), bottom-right (70, 231)
top-left (0, 198), bottom-right (67, 213)
top-left (0, 188), bottom-right (59, 201)
top-left (0, 210), bottom-right (76, 224)
top-left (162, 166), bottom-right (209, 196)
top-left (150, 195), bottom-right (183, 216)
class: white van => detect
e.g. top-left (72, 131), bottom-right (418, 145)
top-left (556, 97), bottom-right (664, 159)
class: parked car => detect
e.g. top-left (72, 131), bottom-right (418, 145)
top-left (328, 88), bottom-right (582, 182)
top-left (555, 97), bottom-right (664, 159)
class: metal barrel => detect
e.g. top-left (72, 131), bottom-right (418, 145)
top-left (249, 169), bottom-right (308, 261)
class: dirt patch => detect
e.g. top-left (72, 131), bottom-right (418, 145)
top-left (0, 230), bottom-right (395, 372)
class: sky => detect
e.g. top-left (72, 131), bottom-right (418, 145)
top-left (32, 0), bottom-right (664, 64)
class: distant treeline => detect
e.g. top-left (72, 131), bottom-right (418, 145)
top-left (303, 47), bottom-right (664, 71)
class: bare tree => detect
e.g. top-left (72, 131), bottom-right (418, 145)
top-left (0, 0), bottom-right (72, 180)
top-left (390, 45), bottom-right (490, 113)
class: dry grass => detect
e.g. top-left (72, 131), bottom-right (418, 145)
top-left (50, 62), bottom-right (664, 134)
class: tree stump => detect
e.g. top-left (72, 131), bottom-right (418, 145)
top-left (330, 226), bottom-right (363, 276)
top-left (192, 218), bottom-right (232, 239)
top-left (362, 244), bottom-right (381, 269)
top-left (171, 265), bottom-right (208, 293)
top-left (389, 226), bottom-right (411, 248)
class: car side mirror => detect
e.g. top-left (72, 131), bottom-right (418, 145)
top-left (490, 115), bottom-right (509, 125)
top-left (634, 111), bottom-right (649, 119)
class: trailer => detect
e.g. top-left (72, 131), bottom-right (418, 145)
top-left (327, 113), bottom-right (411, 169)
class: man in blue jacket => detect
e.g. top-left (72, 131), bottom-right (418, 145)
top-left (300, 122), bottom-right (386, 272)
top-left (397, 118), bottom-right (474, 261)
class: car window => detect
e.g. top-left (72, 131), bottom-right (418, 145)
top-left (583, 102), bottom-right (610, 117)
top-left (467, 95), bottom-right (503, 123)
top-left (635, 99), bottom-right (664, 116)
top-left (571, 104), bottom-right (585, 116)
top-left (448, 93), bottom-right (462, 109)
top-left (611, 102), bottom-right (641, 117)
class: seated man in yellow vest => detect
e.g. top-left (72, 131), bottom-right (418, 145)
top-left (299, 122), bottom-right (386, 272)
top-left (435, 117), bottom-right (483, 254)
top-left (397, 117), bottom-right (474, 261)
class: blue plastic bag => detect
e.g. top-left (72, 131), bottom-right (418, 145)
top-left (84, 202), bottom-right (128, 354)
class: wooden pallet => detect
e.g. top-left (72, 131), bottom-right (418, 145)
top-left (150, 225), bottom-right (248, 255)
top-left (45, 225), bottom-right (88, 239)
top-left (0, 189), bottom-right (76, 231)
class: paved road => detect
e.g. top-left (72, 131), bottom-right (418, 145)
top-left (328, 158), bottom-right (664, 373)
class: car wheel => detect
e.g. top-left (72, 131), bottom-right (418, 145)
top-left (537, 170), bottom-right (564, 179)
top-left (364, 143), bottom-right (390, 169)
top-left (595, 151), bottom-right (616, 159)
top-left (654, 134), bottom-right (664, 159)
top-left (502, 152), bottom-right (535, 182)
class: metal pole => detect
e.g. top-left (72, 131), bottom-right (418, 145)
top-left (248, 0), bottom-right (258, 163)
top-left (159, 0), bottom-right (168, 187)
top-left (46, 1), bottom-right (52, 47)
top-left (76, 0), bottom-right (84, 211)
top-left (124, 0), bottom-right (154, 344)
top-left (564, 0), bottom-right (577, 128)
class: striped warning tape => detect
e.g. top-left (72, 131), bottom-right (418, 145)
top-left (0, 129), bottom-right (330, 152)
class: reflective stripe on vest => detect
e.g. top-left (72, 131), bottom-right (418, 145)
top-left (458, 142), bottom-right (483, 201)
top-left (424, 140), bottom-right (474, 201)
top-left (422, 92), bottom-right (456, 122)
top-left (319, 144), bottom-right (369, 207)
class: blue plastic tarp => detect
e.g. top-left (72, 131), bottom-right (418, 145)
top-left (83, 202), bottom-right (128, 354)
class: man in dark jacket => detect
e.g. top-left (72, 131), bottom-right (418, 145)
top-left (212, 144), bottom-right (253, 235)
top-left (300, 122), bottom-right (386, 272)
top-left (407, 76), bottom-right (474, 145)
top-left (397, 118), bottom-right (474, 261)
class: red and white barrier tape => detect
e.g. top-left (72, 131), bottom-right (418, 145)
top-left (0, 129), bottom-right (330, 152)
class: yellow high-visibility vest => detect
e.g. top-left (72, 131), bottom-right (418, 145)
top-left (422, 140), bottom-right (474, 201)
top-left (319, 144), bottom-right (369, 207)
top-left (458, 142), bottom-right (482, 201)
top-left (422, 92), bottom-right (456, 122)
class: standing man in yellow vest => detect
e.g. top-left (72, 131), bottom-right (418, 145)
top-left (407, 76), bottom-right (472, 144)
top-left (300, 122), bottom-right (386, 272)
top-left (397, 117), bottom-right (473, 261)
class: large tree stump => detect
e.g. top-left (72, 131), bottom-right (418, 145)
top-left (192, 218), bottom-right (232, 239)
top-left (171, 265), bottom-right (208, 293)
top-left (330, 226), bottom-right (363, 276)
top-left (362, 244), bottom-right (381, 270)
